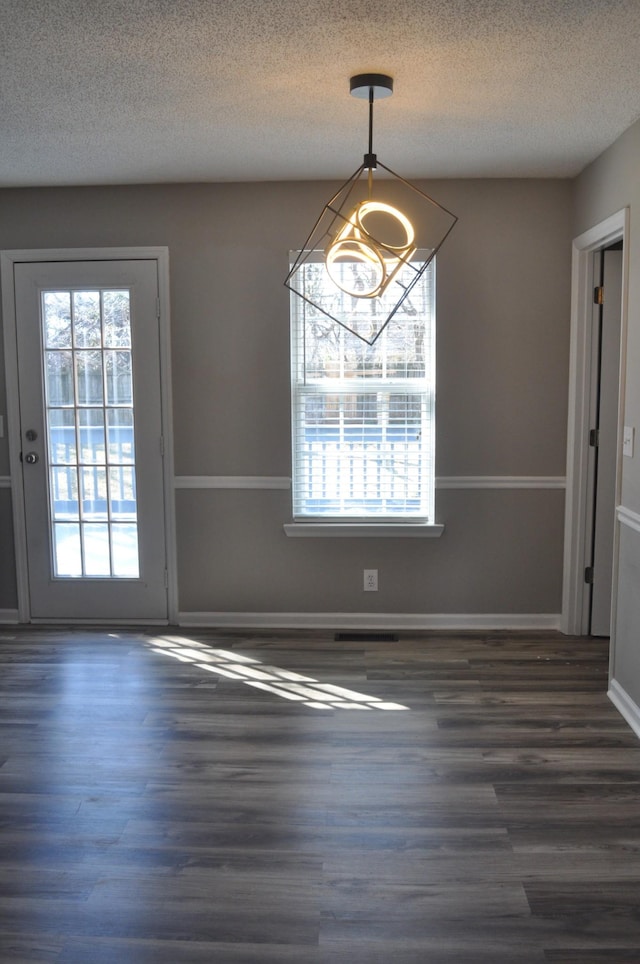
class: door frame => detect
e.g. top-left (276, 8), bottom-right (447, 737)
top-left (562, 210), bottom-right (629, 636)
top-left (1, 247), bottom-right (178, 624)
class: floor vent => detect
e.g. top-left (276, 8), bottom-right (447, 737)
top-left (334, 632), bottom-right (398, 642)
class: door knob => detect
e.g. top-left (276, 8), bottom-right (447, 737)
top-left (24, 452), bottom-right (39, 464)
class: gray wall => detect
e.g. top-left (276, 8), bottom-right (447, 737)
top-left (574, 117), bottom-right (640, 704)
top-left (0, 178), bottom-right (572, 619)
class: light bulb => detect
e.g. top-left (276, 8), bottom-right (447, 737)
top-left (325, 199), bottom-right (416, 298)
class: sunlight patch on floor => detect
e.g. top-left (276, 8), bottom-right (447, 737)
top-left (146, 636), bottom-right (409, 711)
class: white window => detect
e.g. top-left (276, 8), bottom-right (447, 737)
top-left (290, 255), bottom-right (436, 522)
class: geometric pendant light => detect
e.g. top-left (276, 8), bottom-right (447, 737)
top-left (285, 73), bottom-right (458, 345)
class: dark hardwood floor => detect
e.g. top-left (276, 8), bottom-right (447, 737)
top-left (1, 627), bottom-right (640, 962)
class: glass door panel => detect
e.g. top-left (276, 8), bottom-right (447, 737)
top-left (43, 288), bottom-right (140, 579)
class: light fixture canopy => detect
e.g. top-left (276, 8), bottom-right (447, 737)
top-left (285, 73), bottom-right (458, 346)
top-left (349, 72), bottom-right (394, 99)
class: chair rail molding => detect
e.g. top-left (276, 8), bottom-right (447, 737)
top-left (174, 475), bottom-right (566, 490)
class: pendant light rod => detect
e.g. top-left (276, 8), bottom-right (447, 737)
top-left (367, 88), bottom-right (375, 192)
top-left (350, 73), bottom-right (393, 171)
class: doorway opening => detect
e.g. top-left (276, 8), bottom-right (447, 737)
top-left (562, 210), bottom-right (628, 639)
top-left (587, 242), bottom-right (623, 636)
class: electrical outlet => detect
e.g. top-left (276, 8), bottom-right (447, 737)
top-left (364, 569), bottom-right (378, 591)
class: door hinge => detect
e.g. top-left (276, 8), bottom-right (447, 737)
top-left (593, 285), bottom-right (604, 305)
top-left (584, 566), bottom-right (594, 585)
top-left (159, 436), bottom-right (165, 457)
top-left (156, 297), bottom-right (161, 319)
top-left (164, 569), bottom-right (169, 589)
top-left (589, 428), bottom-right (599, 448)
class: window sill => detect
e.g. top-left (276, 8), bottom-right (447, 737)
top-left (283, 523), bottom-right (445, 538)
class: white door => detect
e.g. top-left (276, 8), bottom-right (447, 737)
top-left (12, 259), bottom-right (168, 620)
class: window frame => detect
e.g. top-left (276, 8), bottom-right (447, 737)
top-left (289, 253), bottom-right (441, 532)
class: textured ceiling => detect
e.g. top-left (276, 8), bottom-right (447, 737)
top-left (1, 0), bottom-right (640, 186)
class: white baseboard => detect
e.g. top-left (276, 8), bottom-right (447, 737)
top-left (0, 609), bottom-right (19, 624)
top-left (608, 678), bottom-right (640, 740)
top-left (178, 611), bottom-right (562, 631)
